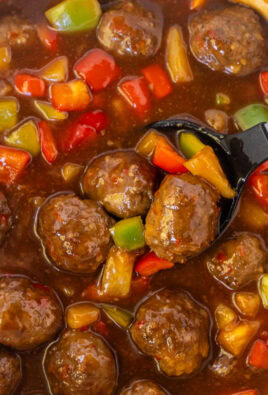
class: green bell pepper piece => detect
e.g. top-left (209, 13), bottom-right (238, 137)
top-left (0, 98), bottom-right (19, 133)
top-left (110, 216), bottom-right (145, 251)
top-left (179, 132), bottom-right (205, 159)
top-left (258, 274), bottom-right (268, 309)
top-left (4, 120), bottom-right (40, 156)
top-left (234, 103), bottom-right (268, 131)
top-left (45, 0), bottom-right (102, 32)
top-left (34, 100), bottom-right (68, 121)
top-left (102, 304), bottom-right (133, 329)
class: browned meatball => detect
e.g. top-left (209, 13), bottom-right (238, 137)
top-left (37, 194), bottom-right (114, 274)
top-left (205, 233), bottom-right (265, 290)
top-left (97, 0), bottom-right (163, 56)
top-left (0, 192), bottom-right (12, 246)
top-left (120, 380), bottom-right (166, 395)
top-left (0, 276), bottom-right (63, 350)
top-left (0, 15), bottom-right (37, 48)
top-left (0, 348), bottom-right (22, 395)
top-left (189, 6), bottom-right (266, 76)
top-left (45, 330), bottom-right (117, 395)
top-left (130, 289), bottom-right (210, 376)
top-left (145, 174), bottom-right (219, 263)
top-left (83, 151), bottom-right (158, 218)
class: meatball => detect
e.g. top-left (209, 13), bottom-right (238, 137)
top-left (97, 0), bottom-right (163, 56)
top-left (0, 348), bottom-right (21, 395)
top-left (37, 194), bottom-right (114, 274)
top-left (83, 151), bottom-right (158, 218)
top-left (145, 174), bottom-right (219, 263)
top-left (0, 192), bottom-right (12, 245)
top-left (205, 233), bottom-right (265, 290)
top-left (45, 330), bottom-right (117, 395)
top-left (189, 6), bottom-right (266, 76)
top-left (0, 15), bottom-right (37, 48)
top-left (130, 289), bottom-right (210, 376)
top-left (0, 276), bottom-right (63, 350)
top-left (120, 380), bottom-right (166, 395)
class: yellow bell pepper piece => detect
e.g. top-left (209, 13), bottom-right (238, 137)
top-left (0, 98), bottom-right (19, 133)
top-left (61, 162), bottom-right (84, 183)
top-left (136, 129), bottom-right (160, 158)
top-left (39, 56), bottom-right (68, 82)
top-left (4, 120), bottom-right (40, 156)
top-left (34, 100), bottom-right (68, 121)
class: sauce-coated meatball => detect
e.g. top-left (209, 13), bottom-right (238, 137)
top-left (0, 15), bottom-right (37, 48)
top-left (206, 233), bottom-right (265, 289)
top-left (83, 151), bottom-right (158, 218)
top-left (189, 6), bottom-right (266, 76)
top-left (120, 380), bottom-right (166, 394)
top-left (0, 349), bottom-right (21, 394)
top-left (0, 192), bottom-right (12, 246)
top-left (97, 0), bottom-right (163, 56)
top-left (130, 289), bottom-right (210, 376)
top-left (45, 330), bottom-right (117, 395)
top-left (0, 276), bottom-right (63, 350)
top-left (37, 194), bottom-right (114, 274)
top-left (145, 174), bottom-right (219, 263)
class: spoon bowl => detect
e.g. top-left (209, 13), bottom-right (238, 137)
top-left (148, 118), bottom-right (268, 237)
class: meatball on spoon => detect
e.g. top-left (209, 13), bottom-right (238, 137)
top-left (148, 118), bottom-right (268, 236)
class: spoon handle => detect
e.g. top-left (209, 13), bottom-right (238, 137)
top-left (223, 122), bottom-right (268, 186)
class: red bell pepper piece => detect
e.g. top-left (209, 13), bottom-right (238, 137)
top-left (50, 79), bottom-right (92, 111)
top-left (248, 161), bottom-right (268, 208)
top-left (135, 251), bottom-right (174, 277)
top-left (74, 48), bottom-right (120, 92)
top-left (230, 390), bottom-right (258, 395)
top-left (36, 23), bottom-right (58, 52)
top-left (142, 64), bottom-right (172, 99)
top-left (153, 138), bottom-right (188, 173)
top-left (248, 339), bottom-right (268, 369)
top-left (118, 77), bottom-right (151, 118)
top-left (259, 71), bottom-right (268, 95)
top-left (0, 145), bottom-right (31, 184)
top-left (38, 121), bottom-right (58, 164)
top-left (15, 74), bottom-right (46, 97)
top-left (60, 110), bottom-right (107, 152)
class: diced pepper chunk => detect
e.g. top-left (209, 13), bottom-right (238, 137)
top-left (38, 121), bottom-right (58, 163)
top-left (75, 48), bottom-right (120, 92)
top-left (45, 0), bottom-right (102, 32)
top-left (67, 303), bottom-right (100, 329)
top-left (39, 56), bottom-right (68, 82)
top-left (185, 146), bottom-right (235, 198)
top-left (142, 64), bottom-right (172, 99)
top-left (4, 120), bottom-right (40, 156)
top-left (136, 129), bottom-right (160, 158)
top-left (216, 92), bottom-right (231, 106)
top-left (233, 292), bottom-right (260, 318)
top-left (0, 98), bottom-right (19, 133)
top-left (217, 320), bottom-right (260, 356)
top-left (0, 46), bottom-right (11, 71)
top-left (153, 137), bottom-right (188, 174)
top-left (50, 79), bottom-right (91, 111)
top-left (15, 74), bottom-right (46, 97)
top-left (110, 217), bottom-right (145, 251)
top-left (118, 77), bottom-right (151, 119)
top-left (166, 25), bottom-right (193, 83)
top-left (179, 132), bottom-right (205, 159)
top-left (234, 103), bottom-right (268, 131)
top-left (248, 161), bottom-right (268, 208)
top-left (36, 23), bottom-right (58, 52)
top-left (102, 304), bottom-right (132, 329)
top-left (258, 274), bottom-right (268, 309)
top-left (260, 71), bottom-right (268, 95)
top-left (0, 145), bottom-right (31, 184)
top-left (215, 304), bottom-right (237, 330)
top-left (101, 246), bottom-right (136, 298)
top-left (135, 251), bottom-right (174, 277)
top-left (34, 100), bottom-right (68, 121)
top-left (61, 162), bottom-right (84, 183)
top-left (190, 0), bottom-right (206, 9)
top-left (248, 339), bottom-right (268, 369)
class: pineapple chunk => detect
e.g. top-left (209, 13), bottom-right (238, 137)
top-left (233, 292), bottom-right (260, 318)
top-left (215, 304), bottom-right (237, 330)
top-left (230, 0), bottom-right (268, 21)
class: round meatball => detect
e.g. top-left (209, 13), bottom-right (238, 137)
top-left (145, 174), bottom-right (219, 263)
top-left (0, 276), bottom-right (63, 350)
top-left (45, 330), bottom-right (117, 395)
top-left (120, 380), bottom-right (166, 395)
top-left (0, 15), bottom-right (37, 48)
top-left (206, 233), bottom-right (265, 290)
top-left (130, 289), bottom-right (209, 376)
top-left (0, 192), bottom-right (12, 246)
top-left (0, 349), bottom-right (21, 394)
top-left (37, 194), bottom-right (114, 274)
top-left (97, 0), bottom-right (163, 56)
top-left (189, 6), bottom-right (266, 76)
top-left (83, 151), bottom-right (158, 218)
